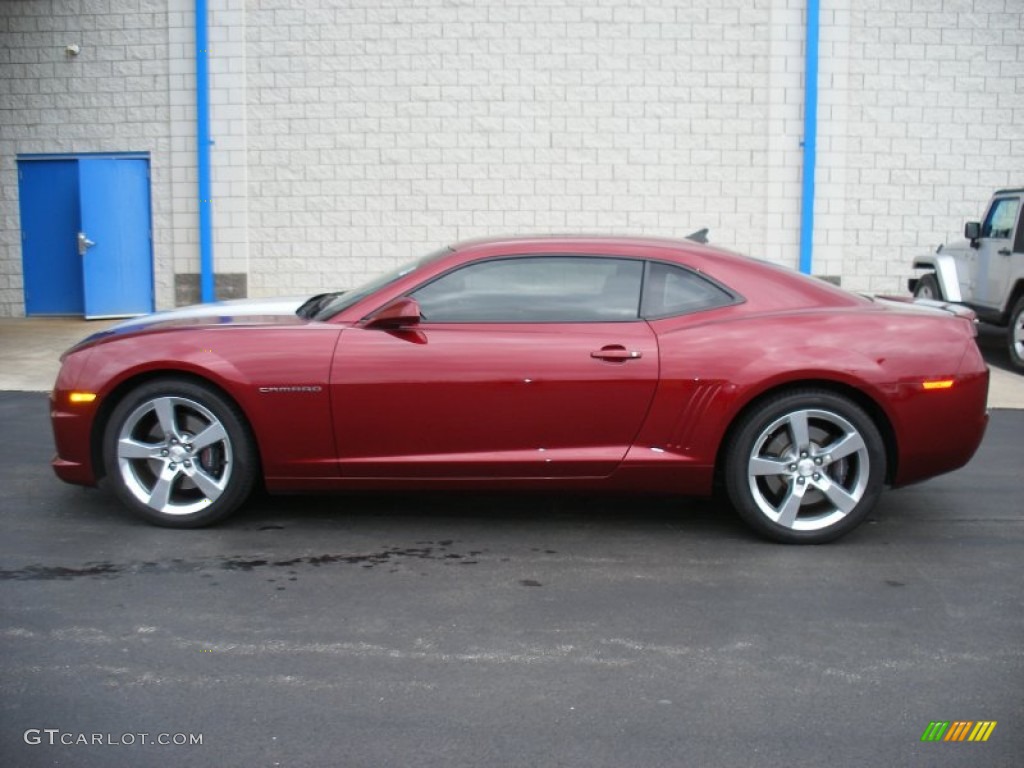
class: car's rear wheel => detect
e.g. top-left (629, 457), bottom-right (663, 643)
top-left (724, 390), bottom-right (886, 544)
top-left (102, 378), bottom-right (257, 527)
top-left (1008, 296), bottom-right (1024, 373)
top-left (913, 273), bottom-right (941, 300)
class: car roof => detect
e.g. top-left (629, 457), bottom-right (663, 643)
top-left (449, 233), bottom-right (708, 253)
top-left (447, 233), bottom-right (773, 278)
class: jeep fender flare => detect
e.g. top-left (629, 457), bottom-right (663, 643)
top-left (912, 252), bottom-right (962, 303)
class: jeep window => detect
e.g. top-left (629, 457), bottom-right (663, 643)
top-left (982, 197), bottom-right (1019, 240)
top-left (1015, 206), bottom-right (1024, 254)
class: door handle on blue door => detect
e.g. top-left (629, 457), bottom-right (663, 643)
top-left (77, 232), bottom-right (96, 256)
top-left (591, 347), bottom-right (642, 362)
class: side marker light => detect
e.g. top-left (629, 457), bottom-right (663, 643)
top-left (922, 380), bottom-right (954, 390)
top-left (69, 392), bottom-right (98, 404)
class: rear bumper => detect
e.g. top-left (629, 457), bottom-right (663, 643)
top-left (891, 359), bottom-right (989, 487)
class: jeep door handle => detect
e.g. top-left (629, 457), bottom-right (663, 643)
top-left (998, 248), bottom-right (1012, 256)
top-left (591, 346), bottom-right (642, 362)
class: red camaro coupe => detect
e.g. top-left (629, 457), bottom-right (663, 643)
top-left (51, 235), bottom-right (989, 543)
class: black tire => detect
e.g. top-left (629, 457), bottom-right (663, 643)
top-left (724, 390), bottom-right (886, 544)
top-left (102, 378), bottom-right (258, 527)
top-left (1008, 296), bottom-right (1024, 374)
top-left (914, 273), bottom-right (942, 300)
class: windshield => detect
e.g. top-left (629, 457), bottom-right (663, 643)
top-left (312, 246), bottom-right (453, 321)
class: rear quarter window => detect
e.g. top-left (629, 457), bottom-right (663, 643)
top-left (641, 262), bottom-right (737, 319)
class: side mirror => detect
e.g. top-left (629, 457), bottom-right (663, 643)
top-left (362, 296), bottom-right (421, 329)
top-left (964, 221), bottom-right (981, 246)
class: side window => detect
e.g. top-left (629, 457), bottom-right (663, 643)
top-left (982, 197), bottom-right (1019, 240)
top-left (641, 262), bottom-right (735, 319)
top-left (411, 256), bottom-right (643, 322)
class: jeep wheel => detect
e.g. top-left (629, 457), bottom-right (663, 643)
top-left (913, 273), bottom-right (942, 300)
top-left (1008, 296), bottom-right (1024, 373)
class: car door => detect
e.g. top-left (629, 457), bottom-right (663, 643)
top-left (975, 195), bottom-right (1020, 309)
top-left (329, 255), bottom-right (659, 478)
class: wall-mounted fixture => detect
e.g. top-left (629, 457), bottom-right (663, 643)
top-left (65, 44), bottom-right (80, 57)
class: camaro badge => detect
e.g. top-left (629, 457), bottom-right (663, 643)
top-left (257, 386), bottom-right (322, 393)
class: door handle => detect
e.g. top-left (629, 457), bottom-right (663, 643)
top-left (591, 346), bottom-right (642, 362)
top-left (77, 232), bottom-right (96, 256)
top-left (998, 248), bottom-right (1012, 256)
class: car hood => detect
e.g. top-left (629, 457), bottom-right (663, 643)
top-left (109, 296), bottom-right (309, 330)
top-left (66, 296), bottom-right (314, 354)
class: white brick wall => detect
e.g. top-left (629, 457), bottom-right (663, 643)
top-left (1, 0), bottom-right (1023, 316)
top-left (244, 0), bottom-right (805, 297)
top-left (817, 0), bottom-right (1024, 292)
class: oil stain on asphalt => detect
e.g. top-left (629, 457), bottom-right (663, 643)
top-left (0, 540), bottom-right (525, 583)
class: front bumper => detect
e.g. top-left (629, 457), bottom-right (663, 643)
top-left (49, 348), bottom-right (100, 487)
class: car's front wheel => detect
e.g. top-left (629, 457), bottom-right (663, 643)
top-left (724, 390), bottom-right (886, 544)
top-left (102, 378), bottom-right (257, 527)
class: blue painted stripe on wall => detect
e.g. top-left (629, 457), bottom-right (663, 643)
top-left (196, 0), bottom-right (214, 302)
top-left (799, 0), bottom-right (820, 275)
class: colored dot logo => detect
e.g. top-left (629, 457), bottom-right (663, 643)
top-left (921, 721), bottom-right (997, 742)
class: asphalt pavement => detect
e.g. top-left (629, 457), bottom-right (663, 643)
top-left (1, 387), bottom-right (1022, 767)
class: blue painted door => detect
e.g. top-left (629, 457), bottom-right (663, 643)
top-left (78, 158), bottom-right (154, 318)
top-left (18, 156), bottom-right (154, 317)
top-left (18, 159), bottom-right (84, 315)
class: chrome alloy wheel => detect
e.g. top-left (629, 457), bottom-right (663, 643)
top-left (1011, 304), bottom-right (1024, 364)
top-left (116, 395), bottom-right (233, 515)
top-left (745, 408), bottom-right (870, 532)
